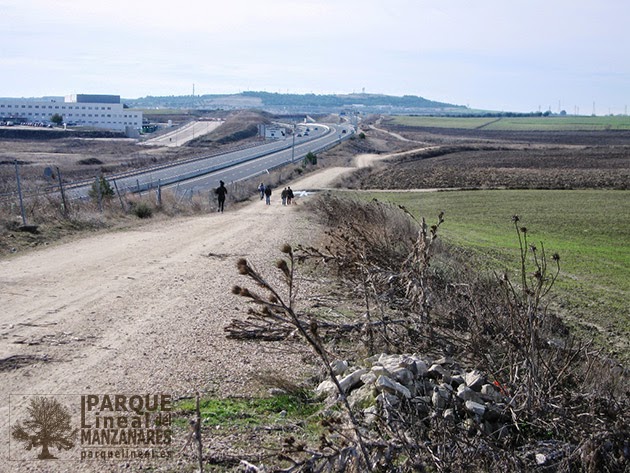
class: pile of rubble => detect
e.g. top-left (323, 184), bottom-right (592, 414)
top-left (311, 352), bottom-right (628, 470)
top-left (317, 353), bottom-right (512, 436)
top-left (315, 352), bottom-right (572, 466)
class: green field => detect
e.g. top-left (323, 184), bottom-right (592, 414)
top-left (390, 115), bottom-right (630, 131)
top-left (354, 189), bottom-right (630, 360)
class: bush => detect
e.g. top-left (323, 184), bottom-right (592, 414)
top-left (88, 176), bottom-right (115, 201)
top-left (303, 152), bottom-right (317, 166)
top-left (132, 202), bottom-right (153, 219)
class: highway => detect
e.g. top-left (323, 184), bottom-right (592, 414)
top-left (167, 124), bottom-right (350, 196)
top-left (66, 123), bottom-right (352, 199)
top-left (140, 120), bottom-right (224, 147)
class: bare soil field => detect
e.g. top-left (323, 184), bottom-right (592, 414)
top-left (380, 120), bottom-right (630, 146)
top-left (341, 144), bottom-right (630, 190)
top-left (341, 122), bottom-right (630, 190)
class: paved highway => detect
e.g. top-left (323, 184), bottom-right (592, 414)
top-left (140, 120), bottom-right (223, 147)
top-left (168, 124), bottom-right (351, 196)
top-left (66, 123), bottom-right (352, 199)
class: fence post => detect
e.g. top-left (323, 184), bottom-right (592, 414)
top-left (96, 173), bottom-right (103, 212)
top-left (14, 160), bottom-right (27, 226)
top-left (112, 179), bottom-right (126, 212)
top-left (56, 167), bottom-right (68, 218)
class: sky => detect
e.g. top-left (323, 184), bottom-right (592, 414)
top-left (1, 0), bottom-right (628, 114)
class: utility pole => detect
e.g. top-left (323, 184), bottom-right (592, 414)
top-left (291, 124), bottom-right (296, 162)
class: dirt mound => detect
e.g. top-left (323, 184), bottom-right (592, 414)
top-left (190, 110), bottom-right (272, 146)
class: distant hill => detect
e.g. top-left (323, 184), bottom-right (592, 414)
top-left (125, 91), bottom-right (467, 115)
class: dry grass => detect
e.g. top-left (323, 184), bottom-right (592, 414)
top-left (228, 194), bottom-right (629, 472)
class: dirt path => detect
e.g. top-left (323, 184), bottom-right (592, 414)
top-left (368, 119), bottom-right (430, 145)
top-left (0, 161), bottom-right (373, 469)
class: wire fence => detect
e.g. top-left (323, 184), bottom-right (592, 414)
top-left (1, 128), bottom-right (353, 225)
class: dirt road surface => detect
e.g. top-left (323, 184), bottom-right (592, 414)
top-left (0, 162), bottom-right (365, 471)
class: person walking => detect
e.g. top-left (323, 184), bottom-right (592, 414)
top-left (264, 185), bottom-right (272, 205)
top-left (281, 187), bottom-right (288, 206)
top-left (215, 180), bottom-right (227, 212)
top-left (258, 182), bottom-right (265, 200)
top-left (286, 186), bottom-right (294, 205)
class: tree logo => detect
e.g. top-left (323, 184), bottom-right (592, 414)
top-left (11, 396), bottom-right (78, 460)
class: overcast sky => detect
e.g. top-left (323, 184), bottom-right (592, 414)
top-left (1, 0), bottom-right (628, 114)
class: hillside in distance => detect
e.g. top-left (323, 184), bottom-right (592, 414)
top-left (126, 91), bottom-right (467, 115)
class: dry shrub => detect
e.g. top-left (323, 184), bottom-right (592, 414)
top-left (228, 194), bottom-right (629, 472)
top-left (308, 193), bottom-right (418, 271)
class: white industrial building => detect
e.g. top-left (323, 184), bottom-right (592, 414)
top-left (0, 94), bottom-right (142, 134)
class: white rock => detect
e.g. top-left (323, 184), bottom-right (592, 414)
top-left (431, 385), bottom-right (450, 409)
top-left (376, 392), bottom-right (400, 408)
top-left (338, 368), bottom-right (368, 393)
top-left (363, 405), bottom-right (378, 425)
top-left (315, 379), bottom-right (336, 398)
top-left (433, 356), bottom-right (452, 365)
top-left (428, 364), bottom-right (451, 383)
top-left (535, 453), bottom-right (548, 465)
top-left (401, 356), bottom-right (428, 377)
top-left (360, 371), bottom-right (377, 385)
top-left (465, 370), bottom-right (486, 391)
top-left (330, 359), bottom-right (349, 376)
top-left (371, 365), bottom-right (391, 377)
top-left (443, 408), bottom-right (455, 421)
top-left (392, 367), bottom-right (414, 387)
top-left (375, 375), bottom-right (412, 399)
top-left (428, 363), bottom-right (446, 377)
top-left (480, 383), bottom-right (504, 402)
top-left (457, 384), bottom-right (483, 403)
top-left (378, 354), bottom-right (403, 373)
top-left (364, 353), bottom-right (384, 366)
top-left (465, 400), bottom-right (486, 417)
top-left (414, 360), bottom-right (429, 377)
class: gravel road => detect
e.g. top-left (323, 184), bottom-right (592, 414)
top-left (0, 165), bottom-right (361, 471)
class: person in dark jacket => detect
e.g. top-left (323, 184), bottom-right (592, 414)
top-left (281, 188), bottom-right (288, 206)
top-left (215, 180), bottom-right (227, 212)
top-left (264, 185), bottom-right (272, 205)
top-left (286, 186), bottom-right (294, 205)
